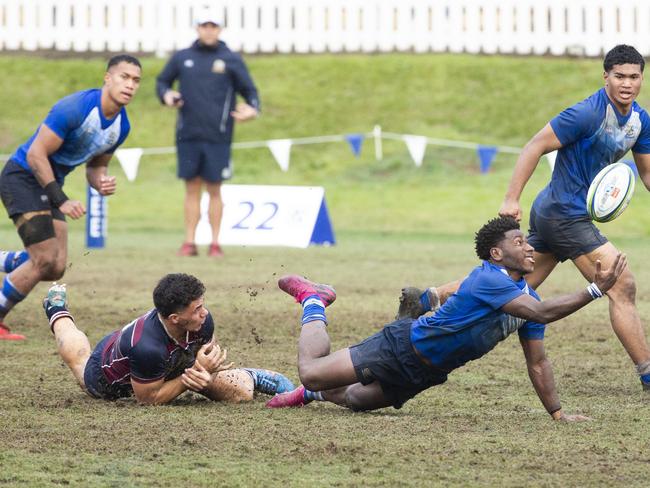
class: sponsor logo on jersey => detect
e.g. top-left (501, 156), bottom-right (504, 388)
top-left (212, 59), bottom-right (226, 73)
top-left (625, 124), bottom-right (638, 139)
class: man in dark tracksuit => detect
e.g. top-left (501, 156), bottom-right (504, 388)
top-left (156, 9), bottom-right (259, 257)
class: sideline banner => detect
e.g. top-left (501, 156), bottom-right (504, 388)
top-left (86, 186), bottom-right (107, 248)
top-left (195, 184), bottom-right (335, 248)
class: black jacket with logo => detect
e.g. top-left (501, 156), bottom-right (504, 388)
top-left (156, 40), bottom-right (260, 143)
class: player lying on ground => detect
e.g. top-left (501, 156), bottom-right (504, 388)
top-left (43, 273), bottom-right (294, 404)
top-left (267, 217), bottom-right (625, 420)
top-left (0, 250), bottom-right (29, 340)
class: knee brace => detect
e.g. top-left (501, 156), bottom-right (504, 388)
top-left (17, 214), bottom-right (55, 247)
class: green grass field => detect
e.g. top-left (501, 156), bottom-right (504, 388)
top-left (1, 53), bottom-right (650, 487)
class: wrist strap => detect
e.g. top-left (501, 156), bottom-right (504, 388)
top-left (419, 290), bottom-right (432, 312)
top-left (586, 282), bottom-right (603, 300)
top-left (44, 181), bottom-right (69, 208)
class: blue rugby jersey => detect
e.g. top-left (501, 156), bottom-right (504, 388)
top-left (10, 89), bottom-right (130, 184)
top-left (534, 88), bottom-right (650, 219)
top-left (97, 309), bottom-right (214, 386)
top-left (410, 261), bottom-right (545, 372)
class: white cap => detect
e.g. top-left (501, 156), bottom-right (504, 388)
top-left (194, 7), bottom-right (223, 26)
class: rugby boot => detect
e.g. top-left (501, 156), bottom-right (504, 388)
top-left (266, 385), bottom-right (308, 408)
top-left (43, 283), bottom-right (73, 332)
top-left (0, 322), bottom-right (26, 341)
top-left (208, 243), bottom-right (224, 257)
top-left (395, 286), bottom-right (440, 320)
top-left (177, 242), bottom-right (198, 257)
top-left (44, 282), bottom-right (67, 309)
top-left (244, 368), bottom-right (296, 395)
top-left (278, 275), bottom-right (336, 306)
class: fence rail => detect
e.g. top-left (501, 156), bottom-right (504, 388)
top-left (1, 0), bottom-right (649, 56)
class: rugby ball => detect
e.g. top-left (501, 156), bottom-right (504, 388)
top-left (586, 162), bottom-right (635, 222)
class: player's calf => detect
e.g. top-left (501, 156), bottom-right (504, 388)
top-left (42, 283), bottom-right (90, 387)
top-left (0, 275), bottom-right (27, 320)
top-left (0, 250), bottom-right (29, 273)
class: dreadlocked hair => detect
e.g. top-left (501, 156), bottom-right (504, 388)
top-left (474, 216), bottom-right (520, 261)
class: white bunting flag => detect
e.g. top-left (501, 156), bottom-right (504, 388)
top-left (373, 124), bottom-right (383, 161)
top-left (546, 150), bottom-right (557, 172)
top-left (115, 148), bottom-right (143, 182)
top-left (403, 135), bottom-right (428, 167)
top-left (267, 139), bottom-right (292, 172)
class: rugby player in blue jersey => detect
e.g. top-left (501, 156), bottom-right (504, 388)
top-left (404, 45), bottom-right (650, 393)
top-left (267, 217), bottom-right (625, 420)
top-left (42, 273), bottom-right (295, 404)
top-left (0, 55), bottom-right (141, 339)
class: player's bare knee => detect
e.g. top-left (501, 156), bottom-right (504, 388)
top-left (608, 273), bottom-right (637, 303)
top-left (41, 259), bottom-right (65, 281)
top-left (298, 365), bottom-right (323, 392)
top-left (51, 261), bottom-right (66, 280)
top-left (224, 389), bottom-right (253, 403)
top-left (31, 254), bottom-right (60, 280)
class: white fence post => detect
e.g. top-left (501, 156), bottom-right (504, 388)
top-left (1, 0), bottom-right (649, 56)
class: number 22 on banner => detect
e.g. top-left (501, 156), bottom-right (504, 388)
top-left (232, 201), bottom-right (279, 230)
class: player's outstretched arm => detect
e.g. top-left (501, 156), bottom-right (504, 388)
top-left (500, 123), bottom-right (563, 221)
top-left (520, 337), bottom-right (591, 422)
top-left (502, 254), bottom-right (626, 324)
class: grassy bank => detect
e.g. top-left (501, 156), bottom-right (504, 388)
top-left (2, 53), bottom-right (650, 487)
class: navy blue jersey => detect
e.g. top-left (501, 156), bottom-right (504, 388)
top-left (411, 261), bottom-right (545, 371)
top-left (156, 40), bottom-right (259, 143)
top-left (534, 88), bottom-right (650, 219)
top-left (11, 89), bottom-right (130, 184)
top-left (98, 309), bottom-right (214, 386)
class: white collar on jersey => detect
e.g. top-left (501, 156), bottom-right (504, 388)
top-left (158, 312), bottom-right (190, 345)
top-left (498, 266), bottom-right (530, 295)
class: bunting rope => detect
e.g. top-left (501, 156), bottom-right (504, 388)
top-left (0, 128), bottom-right (515, 160)
top-left (0, 127), bottom-right (568, 180)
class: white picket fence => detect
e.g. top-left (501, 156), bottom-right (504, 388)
top-left (0, 0), bottom-right (649, 56)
